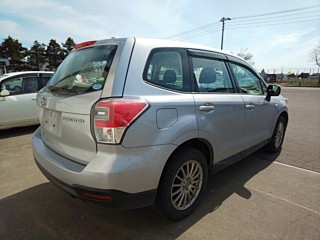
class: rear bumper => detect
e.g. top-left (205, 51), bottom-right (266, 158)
top-left (36, 161), bottom-right (156, 209)
top-left (32, 127), bottom-right (175, 209)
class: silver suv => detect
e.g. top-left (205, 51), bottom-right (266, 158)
top-left (32, 38), bottom-right (288, 220)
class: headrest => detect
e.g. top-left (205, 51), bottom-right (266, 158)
top-left (199, 67), bottom-right (216, 84)
top-left (163, 70), bottom-right (176, 84)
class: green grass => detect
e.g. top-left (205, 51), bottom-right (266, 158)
top-left (277, 79), bottom-right (320, 87)
top-left (286, 82), bottom-right (320, 87)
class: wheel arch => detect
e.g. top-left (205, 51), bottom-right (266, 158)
top-left (280, 111), bottom-right (289, 129)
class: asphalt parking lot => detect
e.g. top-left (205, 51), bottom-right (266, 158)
top-left (0, 87), bottom-right (319, 240)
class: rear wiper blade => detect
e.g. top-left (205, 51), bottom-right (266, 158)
top-left (54, 70), bottom-right (81, 85)
top-left (48, 86), bottom-right (78, 94)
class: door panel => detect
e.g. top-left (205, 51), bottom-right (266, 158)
top-left (193, 94), bottom-right (246, 162)
top-left (0, 93), bottom-right (38, 127)
top-left (0, 75), bottom-right (39, 128)
top-left (230, 63), bottom-right (276, 148)
top-left (241, 94), bottom-right (276, 148)
top-left (190, 56), bottom-right (246, 163)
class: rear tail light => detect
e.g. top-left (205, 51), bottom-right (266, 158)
top-left (93, 99), bottom-right (148, 144)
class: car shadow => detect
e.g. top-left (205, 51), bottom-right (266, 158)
top-left (0, 150), bottom-right (280, 239)
top-left (0, 125), bottom-right (39, 139)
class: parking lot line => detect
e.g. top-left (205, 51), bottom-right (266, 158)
top-left (248, 185), bottom-right (320, 215)
top-left (274, 161), bottom-right (320, 175)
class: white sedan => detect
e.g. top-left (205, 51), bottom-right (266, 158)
top-left (0, 71), bottom-right (54, 130)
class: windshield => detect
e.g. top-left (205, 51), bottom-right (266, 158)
top-left (46, 45), bottom-right (117, 94)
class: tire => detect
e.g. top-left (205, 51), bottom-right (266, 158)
top-left (265, 116), bottom-right (287, 153)
top-left (155, 148), bottom-right (208, 220)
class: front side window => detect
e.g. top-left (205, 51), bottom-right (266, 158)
top-left (144, 50), bottom-right (184, 91)
top-left (230, 63), bottom-right (264, 95)
top-left (47, 45), bottom-right (117, 95)
top-left (192, 57), bottom-right (234, 93)
top-left (1, 76), bottom-right (38, 95)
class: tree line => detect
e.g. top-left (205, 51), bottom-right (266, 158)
top-left (1, 35), bottom-right (319, 77)
top-left (0, 36), bottom-right (75, 72)
top-left (1, 35), bottom-right (256, 73)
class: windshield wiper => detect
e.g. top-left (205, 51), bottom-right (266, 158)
top-left (48, 86), bottom-right (78, 94)
top-left (53, 70), bottom-right (82, 85)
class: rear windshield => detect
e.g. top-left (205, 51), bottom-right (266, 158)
top-left (46, 45), bottom-right (117, 95)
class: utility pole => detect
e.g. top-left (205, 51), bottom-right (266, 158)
top-left (220, 17), bottom-right (231, 50)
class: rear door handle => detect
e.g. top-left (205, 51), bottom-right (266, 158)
top-left (246, 104), bottom-right (255, 110)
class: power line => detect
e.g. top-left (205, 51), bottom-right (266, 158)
top-left (170, 27), bottom-right (221, 41)
top-left (229, 9), bottom-right (320, 23)
top-left (227, 13), bottom-right (320, 27)
top-left (232, 5), bottom-right (320, 20)
top-left (163, 5), bottom-right (320, 41)
top-left (165, 21), bottom-right (220, 40)
top-left (226, 18), bottom-right (320, 30)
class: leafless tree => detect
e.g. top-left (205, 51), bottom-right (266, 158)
top-left (309, 40), bottom-right (320, 84)
top-left (236, 48), bottom-right (254, 66)
top-left (309, 40), bottom-right (320, 67)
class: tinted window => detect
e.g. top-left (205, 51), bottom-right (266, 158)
top-left (144, 50), bottom-right (184, 91)
top-left (192, 57), bottom-right (234, 93)
top-left (39, 76), bottom-right (52, 89)
top-left (22, 76), bottom-right (38, 93)
top-left (230, 63), bottom-right (264, 95)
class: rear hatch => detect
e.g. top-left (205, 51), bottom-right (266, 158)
top-left (37, 39), bottom-right (132, 165)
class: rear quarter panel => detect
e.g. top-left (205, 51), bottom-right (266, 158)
top-left (121, 41), bottom-right (198, 148)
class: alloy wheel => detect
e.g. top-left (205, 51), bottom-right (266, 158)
top-left (274, 121), bottom-right (285, 148)
top-left (170, 160), bottom-right (203, 210)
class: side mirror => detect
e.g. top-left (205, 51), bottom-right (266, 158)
top-left (0, 89), bottom-right (10, 97)
top-left (266, 85), bottom-right (281, 101)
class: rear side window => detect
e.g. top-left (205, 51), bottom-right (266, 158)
top-left (23, 76), bottom-right (38, 93)
top-left (191, 57), bottom-right (234, 93)
top-left (47, 45), bottom-right (117, 95)
top-left (144, 50), bottom-right (185, 91)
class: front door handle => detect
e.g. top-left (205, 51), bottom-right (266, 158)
top-left (199, 104), bottom-right (215, 112)
top-left (246, 104), bottom-right (255, 110)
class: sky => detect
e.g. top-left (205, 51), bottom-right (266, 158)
top-left (0, 0), bottom-right (320, 74)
